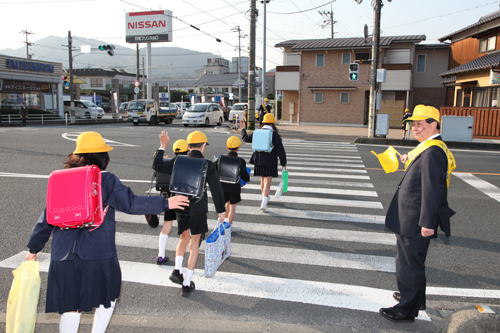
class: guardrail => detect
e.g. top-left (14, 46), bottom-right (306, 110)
top-left (1, 113), bottom-right (127, 125)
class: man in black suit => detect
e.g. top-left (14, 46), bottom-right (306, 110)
top-left (379, 105), bottom-right (455, 323)
top-left (20, 102), bottom-right (28, 126)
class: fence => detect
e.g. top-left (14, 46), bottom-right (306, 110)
top-left (440, 107), bottom-right (500, 139)
top-left (1, 113), bottom-right (124, 125)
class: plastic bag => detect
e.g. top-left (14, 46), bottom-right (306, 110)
top-left (6, 260), bottom-right (41, 333)
top-left (274, 169), bottom-right (289, 199)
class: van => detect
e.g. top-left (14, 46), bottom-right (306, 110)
top-left (182, 103), bottom-right (224, 127)
top-left (63, 100), bottom-right (104, 119)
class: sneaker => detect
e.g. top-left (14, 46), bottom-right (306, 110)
top-left (181, 281), bottom-right (195, 297)
top-left (156, 256), bottom-right (169, 265)
top-left (198, 233), bottom-right (206, 248)
top-left (260, 203), bottom-right (269, 213)
top-left (169, 269), bottom-right (184, 285)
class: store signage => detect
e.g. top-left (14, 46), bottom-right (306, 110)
top-left (7, 59), bottom-right (54, 73)
top-left (1, 79), bottom-right (51, 92)
top-left (125, 10), bottom-right (173, 43)
top-left (490, 69), bottom-right (500, 85)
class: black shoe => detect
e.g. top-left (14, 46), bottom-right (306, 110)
top-left (393, 292), bottom-right (426, 310)
top-left (169, 269), bottom-right (184, 285)
top-left (181, 281), bottom-right (195, 297)
top-left (156, 256), bottom-right (169, 265)
top-left (145, 214), bottom-right (159, 228)
top-left (379, 307), bottom-right (415, 323)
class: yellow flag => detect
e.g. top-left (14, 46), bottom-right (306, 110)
top-left (371, 146), bottom-right (400, 173)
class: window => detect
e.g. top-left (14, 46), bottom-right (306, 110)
top-left (314, 92), bottom-right (323, 103)
top-left (355, 52), bottom-right (370, 61)
top-left (222, 88), bottom-right (229, 93)
top-left (340, 92), bottom-right (349, 104)
top-left (479, 36), bottom-right (496, 53)
top-left (473, 88), bottom-right (491, 107)
top-left (417, 54), bottom-right (426, 73)
top-left (342, 53), bottom-right (350, 64)
top-left (90, 78), bottom-right (103, 88)
top-left (316, 54), bottom-right (324, 67)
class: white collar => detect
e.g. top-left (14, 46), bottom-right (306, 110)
top-left (262, 125), bottom-right (273, 130)
top-left (418, 133), bottom-right (440, 146)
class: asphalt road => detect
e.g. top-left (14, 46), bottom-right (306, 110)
top-left (0, 120), bottom-right (499, 332)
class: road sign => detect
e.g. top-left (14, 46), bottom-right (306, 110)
top-left (134, 81), bottom-right (140, 87)
top-left (134, 87), bottom-right (139, 94)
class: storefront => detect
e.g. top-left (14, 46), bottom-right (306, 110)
top-left (0, 55), bottom-right (64, 115)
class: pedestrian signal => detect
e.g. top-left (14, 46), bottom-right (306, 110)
top-left (349, 63), bottom-right (359, 81)
top-left (62, 76), bottom-right (69, 87)
top-left (98, 45), bottom-right (115, 56)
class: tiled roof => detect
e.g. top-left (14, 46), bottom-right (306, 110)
top-left (439, 10), bottom-right (500, 42)
top-left (440, 76), bottom-right (456, 84)
top-left (195, 73), bottom-right (240, 86)
top-left (440, 50), bottom-right (500, 77)
top-left (275, 36), bottom-right (426, 50)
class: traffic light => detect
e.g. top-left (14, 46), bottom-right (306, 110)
top-left (98, 45), bottom-right (115, 56)
top-left (62, 75), bottom-right (69, 88)
top-left (349, 63), bottom-right (359, 81)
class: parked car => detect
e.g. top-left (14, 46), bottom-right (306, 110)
top-left (98, 102), bottom-right (111, 113)
top-left (119, 102), bottom-right (129, 113)
top-left (172, 103), bottom-right (188, 118)
top-left (182, 103), bottom-right (224, 127)
top-left (1, 101), bottom-right (22, 110)
top-left (63, 100), bottom-right (104, 119)
top-left (229, 103), bottom-right (259, 122)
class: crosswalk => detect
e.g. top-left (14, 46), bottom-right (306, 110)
top-left (1, 139), bottom-right (500, 324)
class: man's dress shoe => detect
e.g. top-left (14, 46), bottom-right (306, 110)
top-left (393, 292), bottom-right (426, 310)
top-left (379, 307), bottom-right (415, 323)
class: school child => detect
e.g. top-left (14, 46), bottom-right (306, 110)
top-left (402, 108), bottom-right (412, 139)
top-left (238, 113), bottom-right (287, 213)
top-left (214, 136), bottom-right (250, 224)
top-left (25, 131), bottom-right (189, 333)
top-left (155, 139), bottom-right (189, 265)
top-left (152, 130), bottom-right (225, 297)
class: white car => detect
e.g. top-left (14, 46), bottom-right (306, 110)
top-left (63, 100), bottom-right (104, 119)
top-left (229, 103), bottom-right (248, 122)
top-left (172, 103), bottom-right (188, 118)
top-left (182, 103), bottom-right (224, 127)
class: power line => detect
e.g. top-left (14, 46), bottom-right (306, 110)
top-left (268, 0), bottom-right (336, 14)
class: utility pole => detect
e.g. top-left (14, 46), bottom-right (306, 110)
top-left (20, 27), bottom-right (34, 59)
top-left (319, 6), bottom-right (337, 39)
top-left (368, 0), bottom-right (382, 138)
top-left (248, 0), bottom-right (257, 130)
top-left (232, 26), bottom-right (247, 103)
top-left (142, 57), bottom-right (145, 99)
top-left (68, 31), bottom-right (75, 123)
top-left (136, 44), bottom-right (139, 101)
top-left (261, 0), bottom-right (269, 101)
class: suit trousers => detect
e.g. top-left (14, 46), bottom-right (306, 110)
top-left (394, 234), bottom-right (430, 317)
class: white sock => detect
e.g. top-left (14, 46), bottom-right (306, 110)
top-left (224, 218), bottom-right (228, 222)
top-left (60, 312), bottom-right (81, 333)
top-left (262, 196), bottom-right (269, 206)
top-left (91, 300), bottom-right (116, 333)
top-left (175, 256), bottom-right (184, 274)
top-left (183, 269), bottom-right (194, 286)
top-left (158, 234), bottom-right (168, 257)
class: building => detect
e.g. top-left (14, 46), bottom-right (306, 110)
top-left (437, 10), bottom-right (500, 138)
top-left (274, 36), bottom-right (449, 126)
top-left (195, 58), bottom-right (230, 79)
top-left (0, 54), bottom-right (64, 115)
top-left (230, 56), bottom-right (249, 74)
top-left (194, 73), bottom-right (247, 104)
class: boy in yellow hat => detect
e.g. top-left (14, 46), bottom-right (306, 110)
top-left (214, 136), bottom-right (250, 224)
top-left (153, 139), bottom-right (189, 266)
top-left (153, 130), bottom-right (225, 297)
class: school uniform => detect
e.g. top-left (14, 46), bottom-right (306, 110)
top-left (153, 149), bottom-right (226, 235)
top-left (214, 151), bottom-right (250, 204)
top-left (241, 127), bottom-right (287, 177)
top-left (27, 172), bottom-right (171, 314)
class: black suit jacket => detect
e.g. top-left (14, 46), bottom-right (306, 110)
top-left (385, 136), bottom-right (454, 238)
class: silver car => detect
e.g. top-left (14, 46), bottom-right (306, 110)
top-left (182, 103), bottom-right (224, 127)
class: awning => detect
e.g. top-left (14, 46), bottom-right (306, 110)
top-left (62, 72), bottom-right (87, 84)
top-left (446, 80), bottom-right (478, 87)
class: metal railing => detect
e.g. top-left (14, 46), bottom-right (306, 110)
top-left (1, 113), bottom-right (127, 125)
top-left (441, 107), bottom-right (500, 139)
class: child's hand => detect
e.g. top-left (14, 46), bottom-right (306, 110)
top-left (26, 252), bottom-right (37, 261)
top-left (159, 130), bottom-right (170, 149)
top-left (168, 195), bottom-right (189, 209)
top-left (218, 213), bottom-right (225, 220)
top-left (238, 120), bottom-right (246, 129)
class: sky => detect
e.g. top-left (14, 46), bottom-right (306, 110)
top-left (1, 0), bottom-right (500, 73)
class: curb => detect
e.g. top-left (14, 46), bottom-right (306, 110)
top-left (441, 307), bottom-right (500, 333)
top-left (354, 137), bottom-right (500, 151)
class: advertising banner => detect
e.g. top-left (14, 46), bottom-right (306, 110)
top-left (126, 10), bottom-right (173, 43)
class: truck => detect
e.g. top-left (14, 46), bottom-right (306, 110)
top-left (126, 99), bottom-right (177, 126)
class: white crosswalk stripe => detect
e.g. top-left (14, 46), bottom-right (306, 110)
top-left (2, 138), bottom-right (499, 325)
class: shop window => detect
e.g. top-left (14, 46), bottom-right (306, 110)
top-left (342, 53), bottom-right (350, 64)
top-left (340, 92), bottom-right (349, 104)
top-left (90, 78), bottom-right (103, 88)
top-left (479, 36), bottom-right (496, 53)
top-left (417, 55), bottom-right (426, 73)
top-left (314, 92), bottom-right (323, 103)
top-left (316, 54), bottom-right (324, 68)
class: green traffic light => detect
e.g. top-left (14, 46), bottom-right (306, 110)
top-left (99, 45), bottom-right (105, 51)
top-left (350, 73), bottom-right (358, 81)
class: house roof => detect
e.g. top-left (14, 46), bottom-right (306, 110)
top-left (73, 68), bottom-right (137, 77)
top-left (157, 79), bottom-right (198, 88)
top-left (195, 73), bottom-right (240, 87)
top-left (274, 36), bottom-right (426, 50)
top-left (440, 49), bottom-right (500, 77)
top-left (439, 10), bottom-right (500, 42)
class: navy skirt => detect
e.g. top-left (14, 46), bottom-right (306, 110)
top-left (254, 165), bottom-right (278, 177)
top-left (46, 255), bottom-right (121, 314)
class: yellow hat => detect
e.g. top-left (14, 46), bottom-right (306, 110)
top-left (262, 113), bottom-right (276, 124)
top-left (73, 132), bottom-right (113, 154)
top-left (187, 130), bottom-right (209, 145)
top-left (173, 139), bottom-right (188, 153)
top-left (264, 98), bottom-right (269, 102)
top-left (405, 108), bottom-right (410, 112)
top-left (405, 105), bottom-right (440, 123)
top-left (227, 136), bottom-right (242, 149)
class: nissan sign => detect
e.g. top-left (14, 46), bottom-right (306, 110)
top-left (125, 10), bottom-right (173, 43)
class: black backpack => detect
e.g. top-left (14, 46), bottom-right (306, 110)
top-left (155, 158), bottom-right (172, 193)
top-left (217, 155), bottom-right (241, 184)
top-left (169, 155), bottom-right (208, 199)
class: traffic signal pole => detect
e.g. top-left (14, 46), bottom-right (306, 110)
top-left (68, 31), bottom-right (75, 124)
top-left (367, 0), bottom-right (382, 138)
top-left (248, 0), bottom-right (257, 130)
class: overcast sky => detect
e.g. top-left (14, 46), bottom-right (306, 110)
top-left (1, 0), bottom-right (499, 71)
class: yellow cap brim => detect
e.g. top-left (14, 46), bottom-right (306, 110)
top-left (404, 115), bottom-right (435, 123)
top-left (74, 145), bottom-right (113, 154)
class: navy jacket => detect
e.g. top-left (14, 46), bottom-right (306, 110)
top-left (385, 136), bottom-right (455, 238)
top-left (214, 151), bottom-right (250, 194)
top-left (241, 128), bottom-right (287, 169)
top-left (152, 149), bottom-right (226, 213)
top-left (27, 172), bottom-right (170, 261)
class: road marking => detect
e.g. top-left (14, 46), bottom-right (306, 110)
top-left (0, 172), bottom-right (49, 179)
top-left (283, 178), bottom-right (373, 188)
top-left (247, 165), bottom-right (367, 174)
top-left (240, 146), bottom-right (359, 153)
top-left (62, 132), bottom-right (140, 147)
top-left (272, 160), bottom-right (366, 168)
top-left (116, 213), bottom-right (390, 241)
top-left (238, 152), bottom-right (363, 161)
top-left (454, 173), bottom-right (500, 203)
top-left (234, 184), bottom-right (378, 197)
